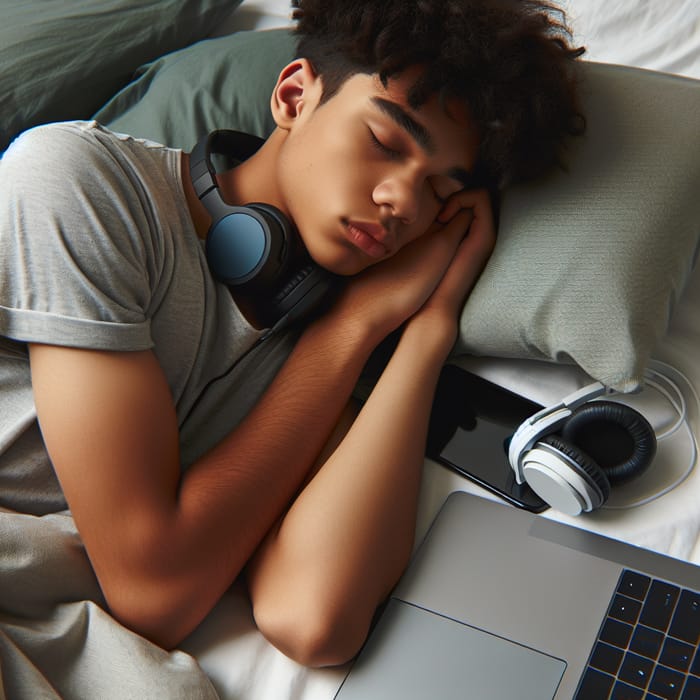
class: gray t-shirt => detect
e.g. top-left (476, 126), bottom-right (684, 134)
top-left (0, 121), bottom-right (299, 515)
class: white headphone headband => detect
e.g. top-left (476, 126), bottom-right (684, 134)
top-left (508, 381), bottom-right (608, 484)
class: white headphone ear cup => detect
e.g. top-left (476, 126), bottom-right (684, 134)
top-left (539, 434), bottom-right (611, 500)
top-left (522, 434), bottom-right (610, 515)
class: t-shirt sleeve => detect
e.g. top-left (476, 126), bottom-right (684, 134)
top-left (0, 122), bottom-right (161, 350)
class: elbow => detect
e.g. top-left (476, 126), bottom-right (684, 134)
top-left (251, 588), bottom-right (372, 668)
top-left (98, 546), bottom-right (211, 650)
top-left (102, 577), bottom-right (188, 650)
top-left (91, 515), bottom-right (216, 649)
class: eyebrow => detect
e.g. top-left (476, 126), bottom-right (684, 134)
top-left (371, 97), bottom-right (435, 154)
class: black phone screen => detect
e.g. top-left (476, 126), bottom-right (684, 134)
top-left (427, 364), bottom-right (549, 512)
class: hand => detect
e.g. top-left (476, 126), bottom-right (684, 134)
top-left (331, 190), bottom-right (493, 341)
top-left (407, 188), bottom-right (496, 346)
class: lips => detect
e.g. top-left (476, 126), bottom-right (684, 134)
top-left (344, 219), bottom-right (391, 258)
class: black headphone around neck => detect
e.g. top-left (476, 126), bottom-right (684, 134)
top-left (189, 129), bottom-right (335, 330)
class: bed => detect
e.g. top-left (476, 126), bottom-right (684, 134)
top-left (1, 1), bottom-right (699, 698)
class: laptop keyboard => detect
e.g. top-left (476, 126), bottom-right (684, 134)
top-left (575, 569), bottom-right (700, 699)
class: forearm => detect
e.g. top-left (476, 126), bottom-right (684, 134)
top-left (114, 309), bottom-right (383, 646)
top-left (168, 286), bottom-right (453, 578)
top-left (246, 317), bottom-right (455, 657)
top-left (297, 319), bottom-right (453, 574)
top-left (180, 315), bottom-right (374, 543)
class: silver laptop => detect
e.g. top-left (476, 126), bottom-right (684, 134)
top-left (334, 491), bottom-right (700, 699)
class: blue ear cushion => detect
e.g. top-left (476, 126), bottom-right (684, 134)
top-left (242, 203), bottom-right (292, 288)
top-left (249, 202), bottom-right (295, 240)
top-left (537, 433), bottom-right (611, 504)
top-left (561, 401), bottom-right (656, 485)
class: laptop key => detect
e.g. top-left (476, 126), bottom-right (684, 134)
top-left (619, 651), bottom-right (654, 689)
top-left (650, 665), bottom-right (685, 699)
top-left (590, 641), bottom-right (624, 675)
top-left (618, 570), bottom-right (651, 601)
top-left (600, 618), bottom-right (634, 648)
top-left (660, 637), bottom-right (695, 672)
top-left (610, 594), bottom-right (643, 625)
top-left (630, 625), bottom-right (665, 660)
top-left (668, 590), bottom-right (700, 645)
top-left (575, 667), bottom-right (614, 699)
top-left (641, 581), bottom-right (681, 632)
top-left (611, 680), bottom-right (644, 699)
top-left (680, 675), bottom-right (700, 699)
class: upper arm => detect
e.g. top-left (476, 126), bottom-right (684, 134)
top-left (28, 343), bottom-right (181, 596)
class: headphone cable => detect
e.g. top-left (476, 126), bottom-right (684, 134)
top-left (602, 359), bottom-right (698, 509)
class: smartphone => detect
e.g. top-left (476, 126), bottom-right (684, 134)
top-left (427, 364), bottom-right (549, 512)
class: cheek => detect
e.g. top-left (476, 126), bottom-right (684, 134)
top-left (289, 130), bottom-right (352, 198)
top-left (403, 195), bottom-right (443, 243)
top-left (294, 156), bottom-right (368, 226)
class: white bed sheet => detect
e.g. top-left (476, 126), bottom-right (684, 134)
top-left (185, 2), bottom-right (700, 698)
top-left (564, 0), bottom-right (700, 78)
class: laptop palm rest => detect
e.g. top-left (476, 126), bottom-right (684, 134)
top-left (334, 598), bottom-right (566, 699)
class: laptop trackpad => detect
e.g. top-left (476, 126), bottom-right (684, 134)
top-left (335, 599), bottom-right (566, 699)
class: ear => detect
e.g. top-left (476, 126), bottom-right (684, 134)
top-left (270, 59), bottom-right (321, 129)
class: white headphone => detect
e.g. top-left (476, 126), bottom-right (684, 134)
top-left (508, 381), bottom-right (658, 516)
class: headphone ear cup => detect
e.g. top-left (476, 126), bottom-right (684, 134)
top-left (206, 204), bottom-right (288, 288)
top-left (561, 401), bottom-right (656, 485)
top-left (245, 206), bottom-right (337, 330)
top-left (206, 207), bottom-right (286, 290)
top-left (520, 432), bottom-right (610, 515)
top-left (537, 433), bottom-right (612, 504)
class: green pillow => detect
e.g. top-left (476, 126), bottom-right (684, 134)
top-left (0, 0), bottom-right (242, 152)
top-left (95, 29), bottom-right (700, 392)
top-left (95, 29), bottom-right (297, 149)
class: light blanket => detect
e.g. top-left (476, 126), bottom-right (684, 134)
top-left (0, 509), bottom-right (218, 699)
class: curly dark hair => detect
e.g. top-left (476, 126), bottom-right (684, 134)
top-left (291, 0), bottom-right (585, 189)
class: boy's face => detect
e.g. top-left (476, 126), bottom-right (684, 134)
top-left (275, 67), bottom-right (480, 276)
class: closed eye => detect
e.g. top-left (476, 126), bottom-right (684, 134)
top-left (368, 129), bottom-right (402, 160)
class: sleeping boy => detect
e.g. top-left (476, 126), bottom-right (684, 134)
top-left (0, 0), bottom-right (583, 670)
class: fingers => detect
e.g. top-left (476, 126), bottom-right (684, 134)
top-left (420, 189), bottom-right (497, 315)
top-left (444, 219), bottom-right (494, 292)
top-left (437, 188), bottom-right (495, 258)
top-left (436, 187), bottom-right (490, 222)
top-left (437, 188), bottom-right (492, 234)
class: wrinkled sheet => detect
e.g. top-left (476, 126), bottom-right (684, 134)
top-left (0, 509), bottom-right (219, 699)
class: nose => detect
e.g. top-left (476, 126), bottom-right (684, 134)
top-left (372, 171), bottom-right (420, 225)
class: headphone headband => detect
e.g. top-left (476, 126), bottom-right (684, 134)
top-left (190, 130), bottom-right (265, 201)
top-left (508, 381), bottom-right (608, 483)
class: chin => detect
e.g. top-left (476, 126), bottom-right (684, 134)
top-left (316, 258), bottom-right (362, 277)
top-left (306, 243), bottom-right (368, 277)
